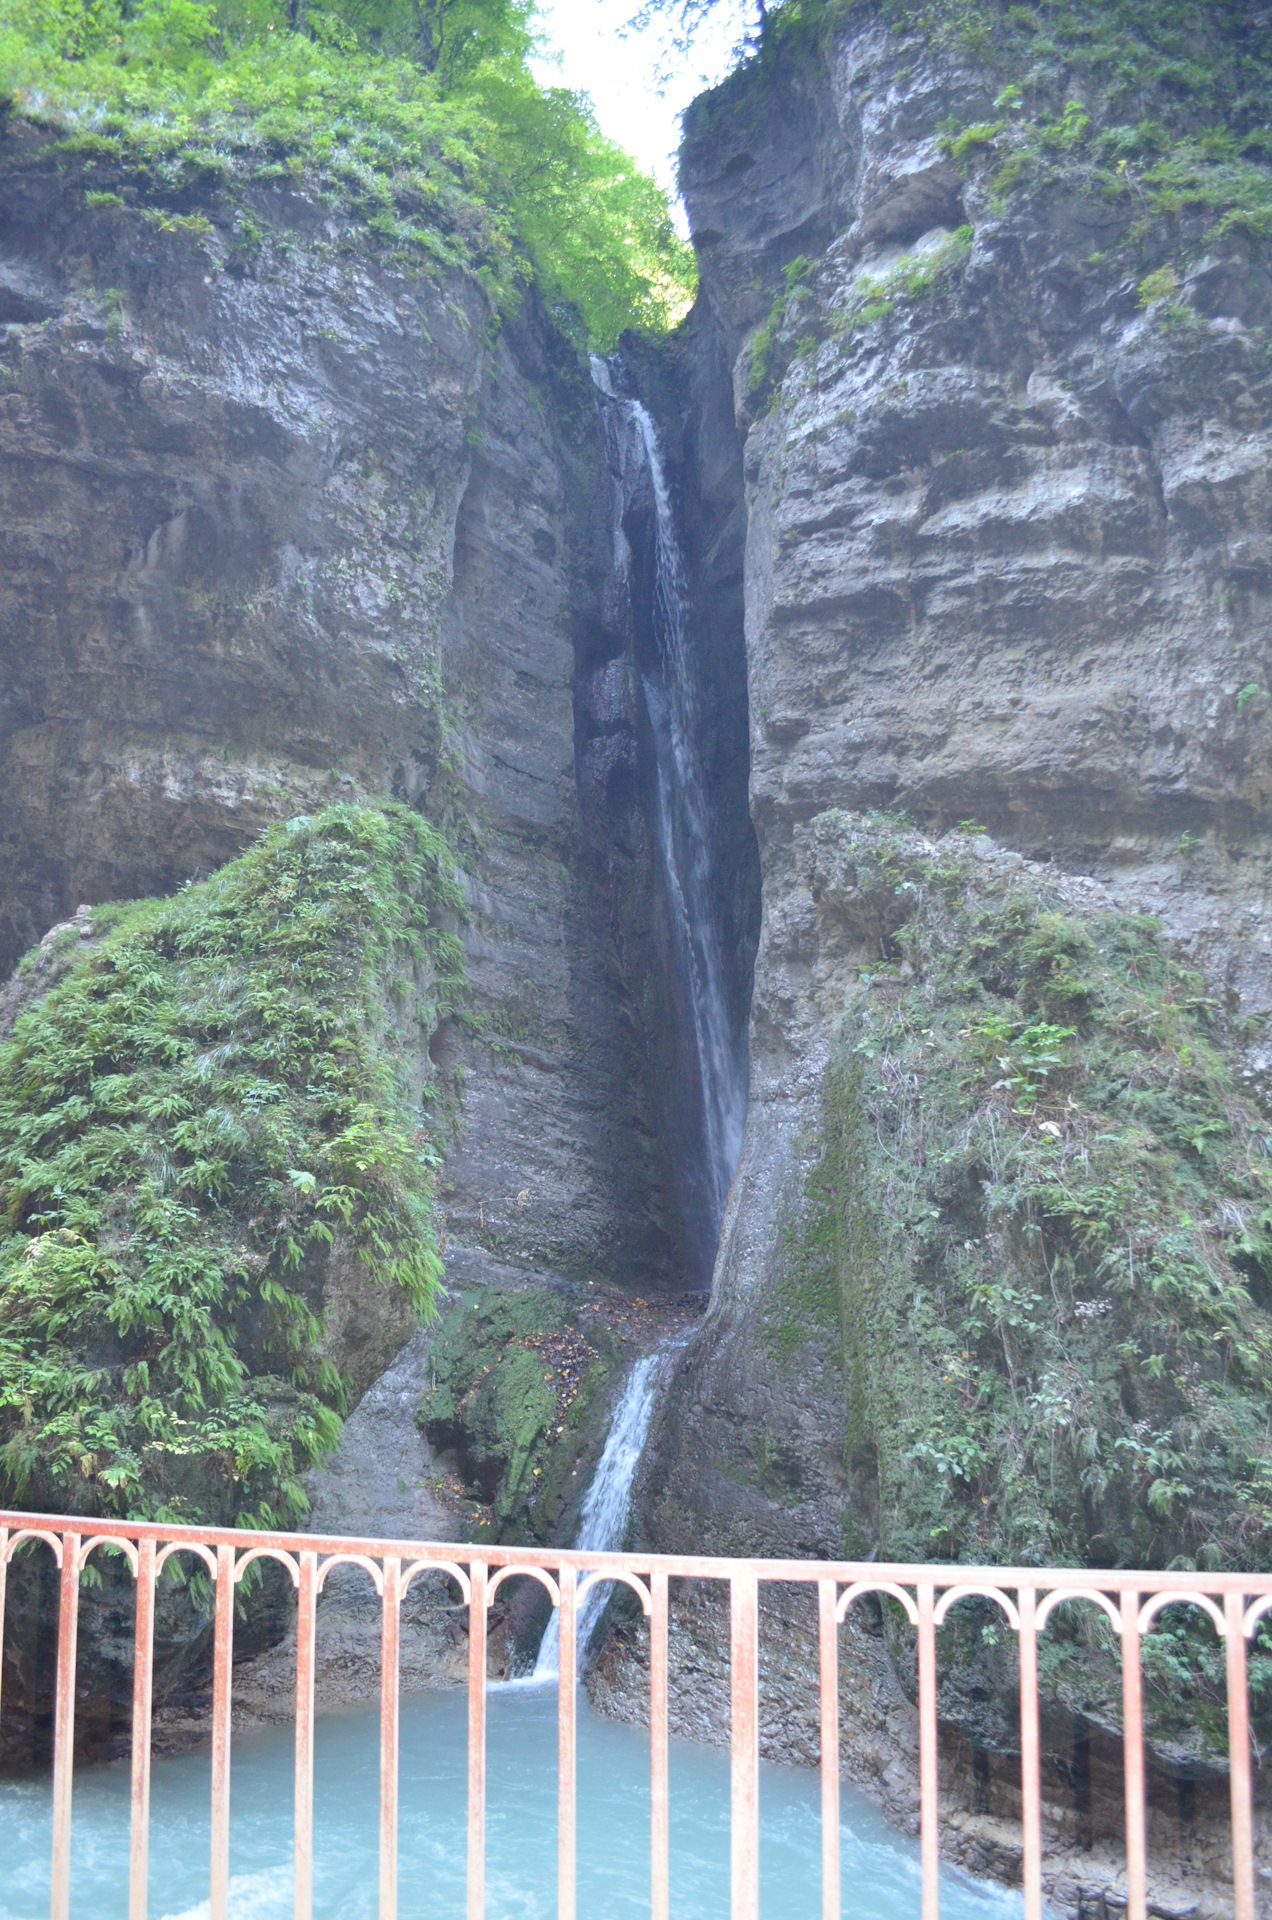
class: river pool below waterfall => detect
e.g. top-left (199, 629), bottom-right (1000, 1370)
top-left (0, 1678), bottom-right (1024, 1920)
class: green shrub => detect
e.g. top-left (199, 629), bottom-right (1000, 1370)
top-left (0, 801), bottom-right (465, 1527)
top-left (417, 1285), bottom-right (618, 1540)
top-left (793, 812), bottom-right (1272, 1577)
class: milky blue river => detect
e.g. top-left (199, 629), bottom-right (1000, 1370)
top-left (0, 1679), bottom-right (1025, 1920)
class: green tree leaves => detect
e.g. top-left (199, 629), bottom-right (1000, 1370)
top-left (0, 0), bottom-right (695, 344)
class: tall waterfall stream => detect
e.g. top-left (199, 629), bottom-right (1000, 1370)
top-left (591, 355), bottom-right (747, 1242)
top-left (0, 370), bottom-right (1023, 1920)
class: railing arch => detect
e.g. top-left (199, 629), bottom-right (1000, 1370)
top-left (0, 1509), bottom-right (1263, 1920)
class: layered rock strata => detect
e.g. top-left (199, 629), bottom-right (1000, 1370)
top-left (0, 122), bottom-right (712, 1762)
top-left (633, 8), bottom-right (1272, 1910)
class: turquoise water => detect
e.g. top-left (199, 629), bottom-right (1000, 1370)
top-left (0, 1681), bottom-right (1024, 1920)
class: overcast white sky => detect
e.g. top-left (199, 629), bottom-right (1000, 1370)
top-left (529, 0), bottom-right (754, 225)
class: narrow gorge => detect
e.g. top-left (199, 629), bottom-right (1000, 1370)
top-left (3, 0), bottom-right (1272, 1913)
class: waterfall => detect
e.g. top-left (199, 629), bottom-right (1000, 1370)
top-left (591, 355), bottom-right (747, 1244)
top-left (532, 1350), bottom-right (664, 1680)
top-left (528, 364), bottom-right (746, 1682)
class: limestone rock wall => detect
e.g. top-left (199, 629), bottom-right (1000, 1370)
top-left (650, 0), bottom-right (1272, 1588)
top-left (634, 12), bottom-right (1272, 1910)
top-left (0, 124), bottom-right (698, 1760)
top-left (0, 122), bottom-right (672, 1314)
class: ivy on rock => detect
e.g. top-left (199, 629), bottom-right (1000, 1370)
top-left (0, 801), bottom-right (465, 1528)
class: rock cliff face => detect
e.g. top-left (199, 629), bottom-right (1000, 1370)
top-left (0, 120), bottom-right (682, 1301)
top-left (0, 120), bottom-right (707, 1760)
top-left (6, 3), bottom-right (1272, 1904)
top-left (630, 6), bottom-right (1272, 1907)
top-left (648, 0), bottom-right (1272, 1576)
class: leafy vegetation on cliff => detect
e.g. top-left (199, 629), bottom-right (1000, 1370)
top-left (0, 0), bottom-right (693, 343)
top-left (919, 0), bottom-right (1272, 256)
top-left (0, 802), bottom-right (464, 1527)
top-left (727, 0), bottom-right (1272, 407)
top-left (791, 814), bottom-right (1272, 1576)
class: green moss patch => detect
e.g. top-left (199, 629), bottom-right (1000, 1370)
top-left (790, 812), bottom-right (1272, 1575)
top-left (741, 0), bottom-right (1271, 374)
top-left (778, 812), bottom-right (1272, 1753)
top-left (418, 1285), bottom-right (620, 1541)
top-left (0, 801), bottom-right (464, 1528)
top-left (916, 0), bottom-right (1272, 265)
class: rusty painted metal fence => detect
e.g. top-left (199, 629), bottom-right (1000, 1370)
top-left (0, 1510), bottom-right (1266, 1920)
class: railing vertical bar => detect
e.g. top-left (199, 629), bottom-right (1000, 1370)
top-left (729, 1569), bottom-right (760, 1920)
top-left (210, 1542), bottom-right (234, 1920)
top-left (1120, 1590), bottom-right (1146, 1920)
top-left (0, 1526), bottom-right (9, 1732)
top-left (1224, 1591), bottom-right (1254, 1920)
top-left (557, 1563), bottom-right (578, 1920)
top-left (50, 1531), bottom-right (80, 1920)
top-left (917, 1581), bottom-right (939, 1920)
top-left (650, 1568), bottom-right (670, 1920)
top-left (294, 1550), bottom-right (317, 1920)
top-left (129, 1536), bottom-right (156, 1920)
top-left (818, 1578), bottom-right (840, 1920)
top-left (379, 1554), bottom-right (401, 1920)
top-left (1017, 1586), bottom-right (1042, 1920)
top-left (467, 1559), bottom-right (488, 1920)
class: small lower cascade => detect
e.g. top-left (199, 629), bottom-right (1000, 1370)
top-left (532, 1350), bottom-right (665, 1679)
top-left (591, 355), bottom-right (747, 1249)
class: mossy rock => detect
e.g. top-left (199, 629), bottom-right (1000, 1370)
top-left (0, 801), bottom-right (464, 1529)
top-left (780, 811), bottom-right (1272, 1759)
top-left (418, 1285), bottom-right (621, 1542)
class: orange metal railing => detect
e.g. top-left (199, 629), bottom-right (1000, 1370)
top-left (0, 1510), bottom-right (1265, 1920)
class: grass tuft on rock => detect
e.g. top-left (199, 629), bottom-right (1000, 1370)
top-left (0, 800), bottom-right (464, 1529)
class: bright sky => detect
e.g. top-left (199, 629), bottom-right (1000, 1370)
top-left (529, 0), bottom-right (754, 227)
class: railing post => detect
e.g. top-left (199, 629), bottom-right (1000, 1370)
top-left (379, 1553), bottom-right (401, 1920)
top-left (129, 1535), bottom-right (156, 1920)
top-left (557, 1563), bottom-right (578, 1920)
top-left (1224, 1590), bottom-right (1254, 1920)
top-left (50, 1532), bottom-right (80, 1920)
top-left (650, 1567), bottom-right (670, 1920)
top-left (0, 1525), bottom-right (9, 1732)
top-left (467, 1559), bottom-right (487, 1920)
top-left (916, 1581), bottom-right (939, 1920)
top-left (1017, 1586), bottom-right (1042, 1920)
top-left (1120, 1590), bottom-right (1146, 1920)
top-left (729, 1569), bottom-right (760, 1920)
top-left (210, 1541), bottom-right (234, 1920)
top-left (294, 1549), bottom-right (317, 1920)
top-left (818, 1578), bottom-right (840, 1920)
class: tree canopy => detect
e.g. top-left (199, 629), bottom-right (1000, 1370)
top-left (0, 0), bottom-right (696, 344)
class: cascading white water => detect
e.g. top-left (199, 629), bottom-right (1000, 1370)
top-left (528, 365), bottom-right (745, 1681)
top-left (591, 355), bottom-right (747, 1241)
top-left (532, 1350), bottom-right (664, 1679)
